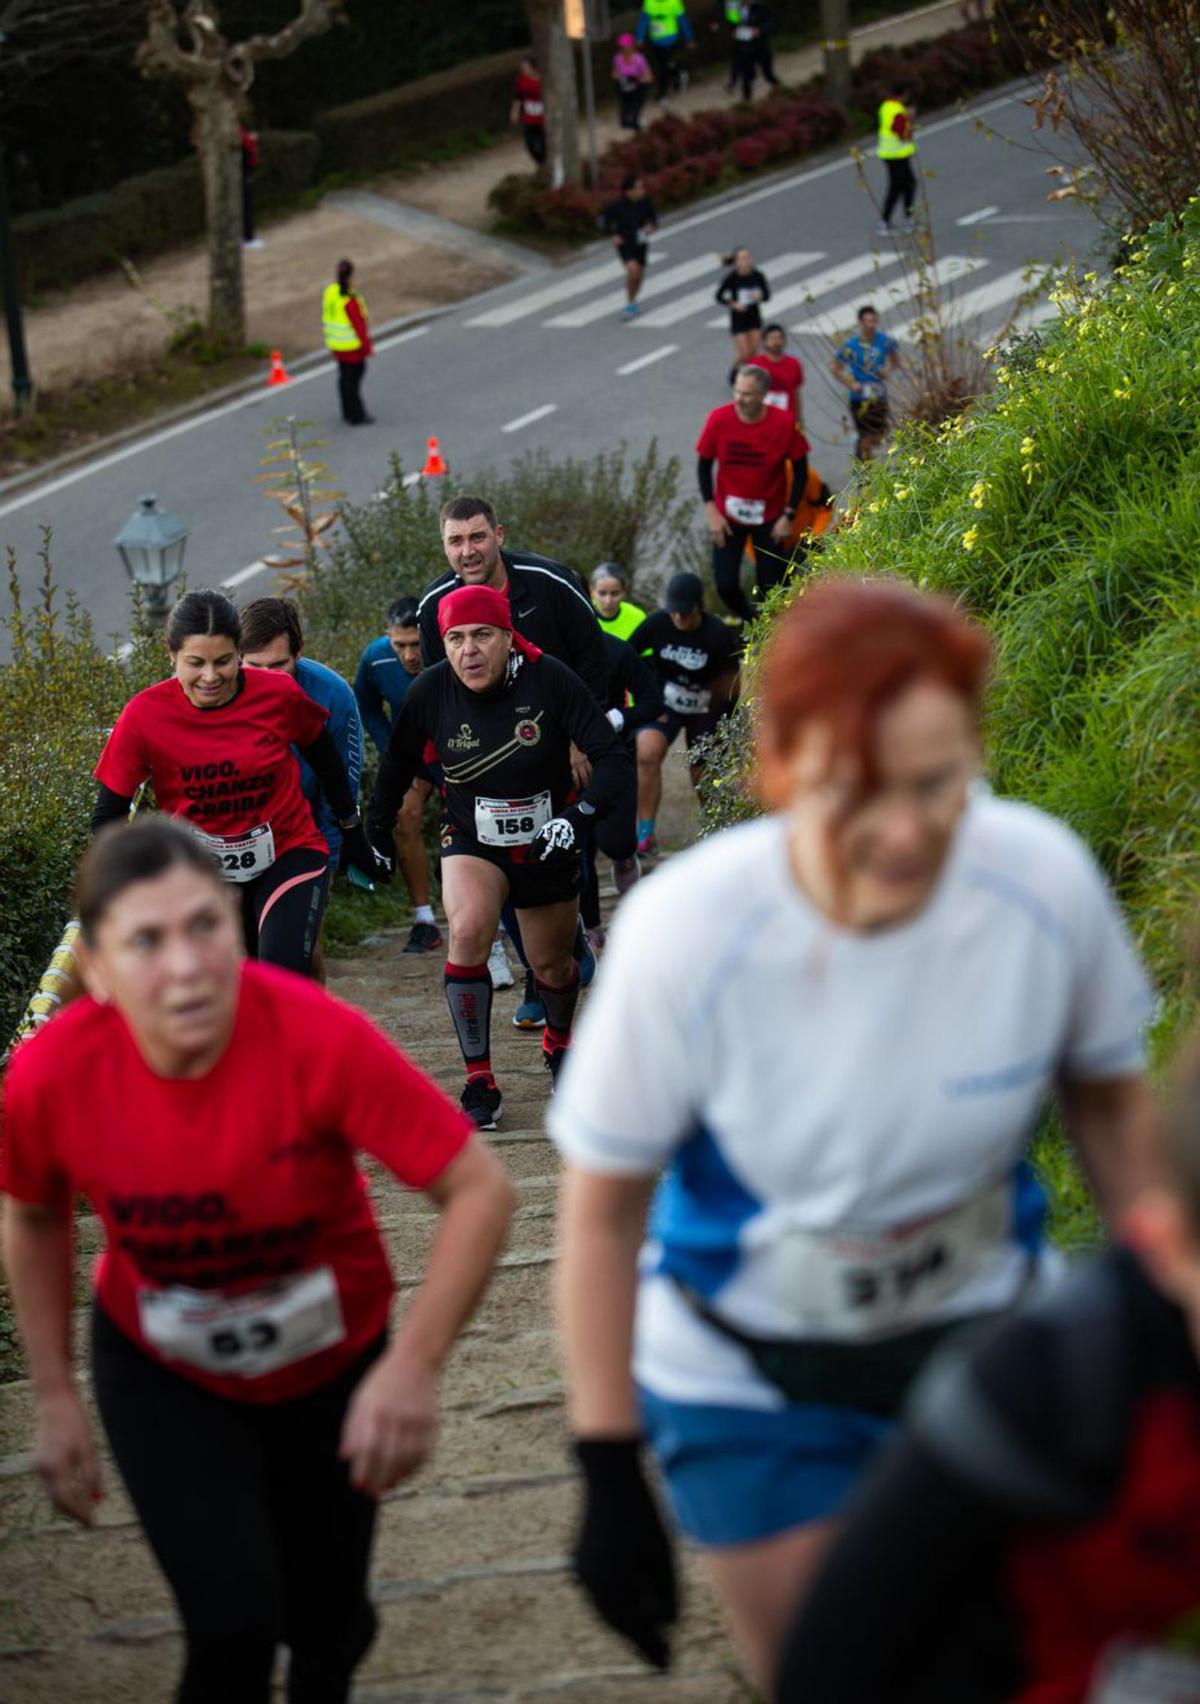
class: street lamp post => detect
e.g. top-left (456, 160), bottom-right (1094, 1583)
top-left (0, 142), bottom-right (32, 414)
top-left (114, 494), bottom-right (190, 629)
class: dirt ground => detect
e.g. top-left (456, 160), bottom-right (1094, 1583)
top-left (0, 762), bottom-right (752, 1704)
top-left (12, 1), bottom-right (964, 406)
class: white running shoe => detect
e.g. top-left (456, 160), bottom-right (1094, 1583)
top-left (488, 936), bottom-right (515, 990)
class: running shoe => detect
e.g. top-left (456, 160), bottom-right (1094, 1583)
top-left (513, 970), bottom-right (547, 1030)
top-left (402, 920), bottom-right (444, 955)
top-left (678, 67), bottom-right (690, 92)
top-left (875, 219), bottom-right (891, 237)
top-left (623, 301), bottom-right (640, 318)
top-left (575, 921), bottom-right (598, 989)
top-left (585, 924), bottom-right (606, 956)
top-left (543, 1044), bottom-right (570, 1090)
top-left (636, 833), bottom-right (659, 861)
top-left (612, 854), bottom-right (641, 896)
top-left (461, 1078), bottom-right (502, 1130)
top-left (488, 937), bottom-right (515, 989)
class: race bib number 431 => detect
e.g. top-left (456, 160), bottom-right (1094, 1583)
top-left (138, 1265), bottom-right (345, 1378)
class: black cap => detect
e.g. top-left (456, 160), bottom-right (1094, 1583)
top-left (664, 571), bottom-right (703, 613)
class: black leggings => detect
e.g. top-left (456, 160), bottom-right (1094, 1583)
top-left (92, 1305), bottom-right (383, 1704)
top-left (239, 846), bottom-right (329, 975)
top-left (711, 517), bottom-right (797, 619)
top-left (883, 157), bottom-right (917, 223)
top-left (649, 41), bottom-right (680, 100)
top-left (336, 358), bottom-right (368, 424)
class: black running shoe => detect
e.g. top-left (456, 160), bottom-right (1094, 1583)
top-left (461, 1078), bottom-right (502, 1130)
top-left (542, 1045), bottom-right (570, 1091)
top-left (403, 920), bottom-right (444, 954)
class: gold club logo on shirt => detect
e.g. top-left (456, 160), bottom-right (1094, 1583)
top-left (446, 722), bottom-right (481, 752)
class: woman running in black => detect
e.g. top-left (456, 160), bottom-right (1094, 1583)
top-left (367, 584), bottom-right (632, 1130)
top-left (93, 590), bottom-right (384, 977)
top-left (717, 246), bottom-right (771, 375)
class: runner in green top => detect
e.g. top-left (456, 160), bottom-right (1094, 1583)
top-left (590, 563), bottom-right (647, 643)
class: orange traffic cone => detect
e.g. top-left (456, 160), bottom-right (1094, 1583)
top-left (266, 349), bottom-right (291, 388)
top-left (421, 436), bottom-right (448, 477)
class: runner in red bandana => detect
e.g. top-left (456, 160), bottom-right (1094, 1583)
top-left (367, 584), bottom-right (631, 1129)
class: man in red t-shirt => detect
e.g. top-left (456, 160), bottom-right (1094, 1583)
top-left (745, 323), bottom-right (805, 429)
top-left (511, 55), bottom-right (547, 167)
top-left (696, 364), bottom-right (810, 620)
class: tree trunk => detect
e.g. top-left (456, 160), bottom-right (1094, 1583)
top-left (524, 0), bottom-right (581, 187)
top-left (820, 0), bottom-right (852, 111)
top-left (190, 80), bottom-right (245, 346)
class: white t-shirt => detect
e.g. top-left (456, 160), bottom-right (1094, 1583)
top-left (548, 797), bottom-right (1152, 1410)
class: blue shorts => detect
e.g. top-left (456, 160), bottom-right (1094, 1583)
top-left (638, 1386), bottom-right (895, 1548)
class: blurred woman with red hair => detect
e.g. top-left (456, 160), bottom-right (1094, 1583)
top-left (549, 575), bottom-right (1156, 1691)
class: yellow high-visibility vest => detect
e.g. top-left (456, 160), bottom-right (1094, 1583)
top-left (322, 282), bottom-right (367, 353)
top-left (877, 98), bottom-right (916, 160)
top-left (643, 0), bottom-right (685, 43)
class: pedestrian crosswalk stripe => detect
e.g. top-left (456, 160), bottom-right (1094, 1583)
top-left (983, 295), bottom-right (1061, 348)
top-left (637, 253), bottom-right (826, 328)
top-left (546, 254), bottom-right (720, 328)
top-left (464, 251), bottom-right (669, 327)
top-left (704, 252), bottom-right (903, 328)
top-left (892, 267), bottom-right (1049, 342)
top-left (789, 255), bottom-right (986, 337)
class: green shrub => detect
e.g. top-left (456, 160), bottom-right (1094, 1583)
top-left (314, 50), bottom-right (522, 178)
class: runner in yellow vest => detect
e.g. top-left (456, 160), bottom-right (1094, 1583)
top-left (637, 0), bottom-right (693, 103)
top-left (876, 81), bottom-right (918, 238)
top-left (322, 258), bottom-right (374, 426)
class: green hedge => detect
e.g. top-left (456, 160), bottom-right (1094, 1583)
top-left (13, 130), bottom-right (321, 298)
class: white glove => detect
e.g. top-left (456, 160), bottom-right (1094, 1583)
top-left (533, 816), bottom-right (577, 862)
top-left (606, 707), bottom-right (626, 732)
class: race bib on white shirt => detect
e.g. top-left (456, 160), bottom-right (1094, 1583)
top-left (663, 680), bottom-right (712, 715)
top-left (771, 1180), bottom-right (1011, 1339)
top-left (764, 389), bottom-right (790, 411)
top-left (138, 1265), bottom-right (345, 1378)
top-left (1088, 1643), bottom-right (1200, 1702)
top-left (474, 790), bottom-right (552, 847)
top-left (194, 822), bottom-right (275, 883)
top-left (724, 494), bottom-right (766, 525)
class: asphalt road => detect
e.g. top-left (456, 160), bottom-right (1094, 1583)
top-left (0, 81), bottom-right (1097, 655)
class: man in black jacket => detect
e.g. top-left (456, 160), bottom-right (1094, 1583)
top-left (417, 495), bottom-right (609, 707)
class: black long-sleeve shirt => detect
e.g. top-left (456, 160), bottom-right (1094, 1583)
top-left (416, 550), bottom-right (610, 707)
top-left (715, 267), bottom-right (770, 310)
top-left (368, 652), bottom-right (631, 845)
top-left (601, 631), bottom-right (665, 733)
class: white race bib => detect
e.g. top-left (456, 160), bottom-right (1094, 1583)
top-left (1089, 1643), bottom-right (1200, 1703)
top-left (138, 1265), bottom-right (345, 1379)
top-left (725, 494), bottom-right (766, 525)
top-left (735, 24), bottom-right (756, 38)
top-left (771, 1180), bottom-right (1010, 1339)
top-left (194, 822), bottom-right (275, 883)
top-left (764, 389), bottom-right (790, 412)
top-left (664, 679), bottom-right (712, 715)
top-left (474, 790), bottom-right (552, 847)
top-left (857, 381), bottom-right (884, 401)
top-left (735, 286), bottom-right (759, 305)
top-left (523, 99), bottom-right (545, 116)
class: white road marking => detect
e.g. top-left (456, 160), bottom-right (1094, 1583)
top-left (957, 205), bottom-right (999, 225)
top-left (790, 256), bottom-right (986, 336)
top-left (638, 252), bottom-right (825, 328)
top-left (546, 254), bottom-right (717, 328)
top-left (465, 252), bottom-right (668, 328)
top-left (893, 267), bottom-right (1048, 342)
top-left (222, 559), bottom-right (272, 590)
top-left (0, 326), bottom-right (432, 522)
top-left (501, 403), bottom-right (558, 434)
top-left (983, 297), bottom-right (1063, 346)
top-left (705, 251), bottom-right (900, 326)
top-left (616, 344), bottom-right (679, 375)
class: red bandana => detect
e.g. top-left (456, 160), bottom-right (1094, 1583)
top-left (438, 584), bottom-right (543, 660)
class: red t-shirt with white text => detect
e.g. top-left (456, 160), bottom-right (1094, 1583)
top-left (696, 402), bottom-right (811, 525)
top-left (0, 962), bottom-right (473, 1402)
top-left (95, 670), bottom-right (329, 859)
top-left (744, 351), bottom-right (805, 417)
top-left (515, 71), bottom-right (545, 125)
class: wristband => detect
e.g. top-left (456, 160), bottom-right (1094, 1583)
top-left (337, 810), bottom-right (362, 831)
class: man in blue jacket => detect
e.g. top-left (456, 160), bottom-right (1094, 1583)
top-left (353, 596), bottom-right (443, 954)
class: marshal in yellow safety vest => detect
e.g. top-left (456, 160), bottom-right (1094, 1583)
top-left (877, 97), bottom-right (916, 160)
top-left (322, 281), bottom-right (369, 354)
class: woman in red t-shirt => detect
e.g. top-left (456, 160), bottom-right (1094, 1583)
top-left (1, 815), bottom-right (514, 1704)
top-left (93, 588), bottom-right (385, 976)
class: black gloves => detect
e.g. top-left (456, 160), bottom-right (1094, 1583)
top-left (342, 821), bottom-right (391, 886)
top-left (571, 1437), bottom-right (679, 1670)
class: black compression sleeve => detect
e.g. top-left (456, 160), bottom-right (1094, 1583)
top-left (366, 697), bottom-right (425, 840)
top-left (622, 653), bottom-right (666, 732)
top-left (296, 727), bottom-right (356, 822)
top-left (91, 783), bottom-right (134, 834)
top-left (549, 660), bottom-right (634, 822)
top-left (775, 1438), bottom-right (1015, 1704)
top-left (697, 457), bottom-right (715, 502)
